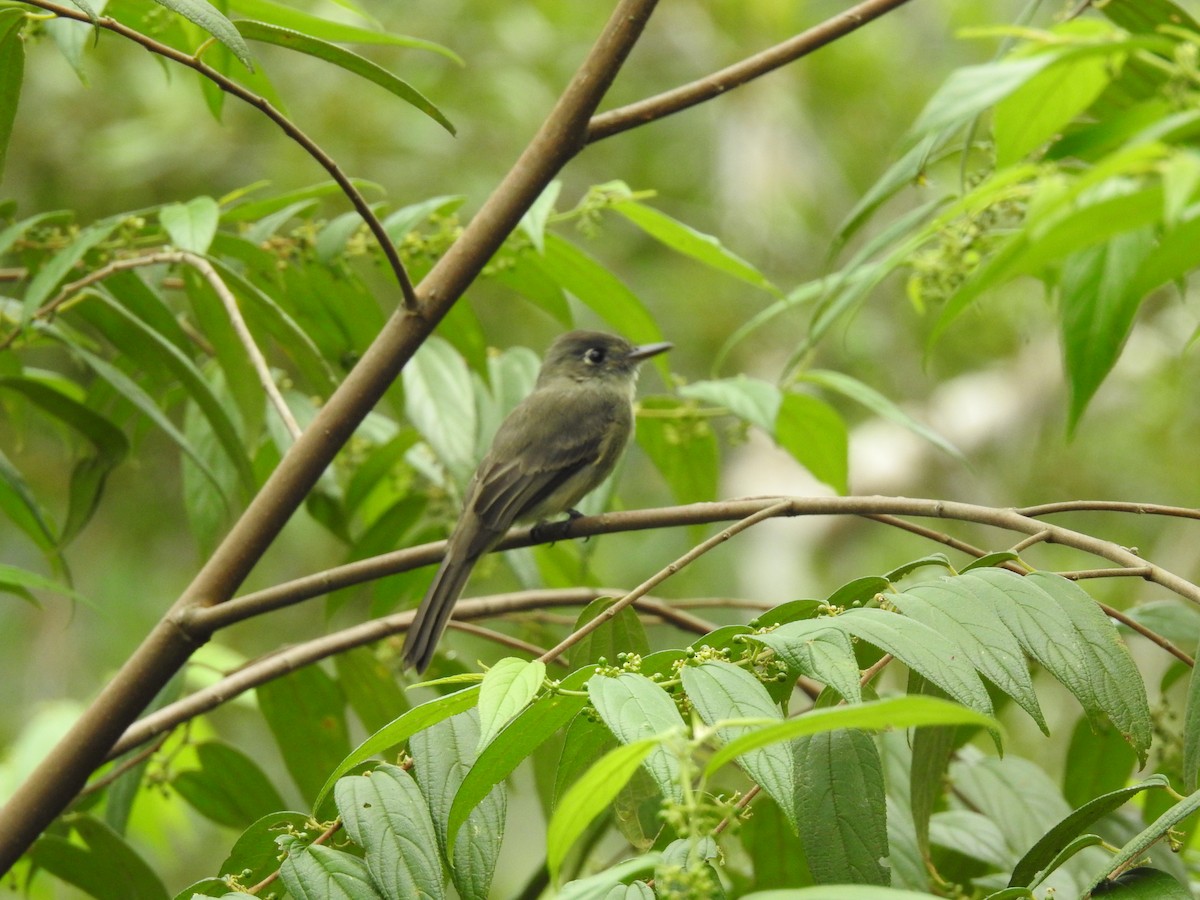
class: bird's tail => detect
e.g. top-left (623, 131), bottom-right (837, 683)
top-left (402, 550), bottom-right (478, 673)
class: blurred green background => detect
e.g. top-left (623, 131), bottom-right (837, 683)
top-left (5, 0), bottom-right (1200, 890)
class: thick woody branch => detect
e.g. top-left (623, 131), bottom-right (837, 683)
top-left (0, 0), bottom-right (661, 871)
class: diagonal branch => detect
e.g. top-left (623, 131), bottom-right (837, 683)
top-left (22, 0), bottom-right (419, 310)
top-left (0, 0), bottom-right (662, 871)
top-left (587, 0), bottom-right (918, 142)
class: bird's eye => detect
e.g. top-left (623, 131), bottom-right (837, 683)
top-left (584, 347), bottom-right (606, 364)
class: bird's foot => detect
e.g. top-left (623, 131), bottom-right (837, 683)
top-left (531, 509), bottom-right (587, 545)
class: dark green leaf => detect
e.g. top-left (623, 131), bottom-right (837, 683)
top-left (748, 621), bottom-right (862, 704)
top-left (23, 214), bottom-right (123, 323)
top-left (743, 796), bottom-right (812, 889)
top-left (258, 665), bottom-right (351, 807)
top-left (1063, 715), bottom-right (1138, 808)
top-left (171, 741), bottom-right (288, 829)
top-left (217, 811), bottom-right (311, 885)
top-left (554, 709), bottom-right (616, 808)
top-left (796, 728), bottom-right (888, 885)
top-left (335, 646), bottom-right (409, 735)
top-left (0, 8), bottom-right (25, 184)
top-left (571, 597), bottom-right (650, 668)
top-left (1092, 867), bottom-right (1191, 898)
top-left (0, 448), bottom-right (59, 557)
top-left (28, 815), bottom-right (169, 900)
top-left (235, 21), bottom-right (455, 134)
top-left (1010, 776), bottom-right (1169, 888)
top-left (336, 763), bottom-right (446, 900)
top-left (1082, 790), bottom-right (1200, 895)
top-left (1184, 634), bottom-right (1200, 792)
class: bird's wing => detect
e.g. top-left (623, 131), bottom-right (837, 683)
top-left (463, 385), bottom-right (622, 553)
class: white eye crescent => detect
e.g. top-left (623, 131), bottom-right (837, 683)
top-left (584, 347), bottom-right (606, 364)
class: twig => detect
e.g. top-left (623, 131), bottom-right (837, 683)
top-left (537, 500), bottom-right (793, 665)
top-left (19, 0), bottom-right (418, 309)
top-left (587, 0), bottom-right (917, 142)
top-left (860, 653), bottom-right (894, 687)
top-left (445, 620), bottom-right (569, 667)
top-left (1011, 529), bottom-right (1052, 553)
top-left (1018, 500), bottom-right (1200, 520)
top-left (1100, 602), bottom-right (1194, 667)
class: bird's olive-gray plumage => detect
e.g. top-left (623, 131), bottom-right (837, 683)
top-left (402, 331), bottom-right (671, 672)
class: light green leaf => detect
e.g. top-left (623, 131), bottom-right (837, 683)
top-left (257, 666), bottom-right (351, 807)
top-left (546, 737), bottom-right (659, 884)
top-left (235, 21), bottom-right (454, 134)
top-left (613, 200), bottom-right (776, 292)
top-left (277, 837), bottom-right (383, 900)
top-left (910, 54), bottom-right (1059, 138)
top-left (336, 764), bottom-right (446, 900)
top-left (154, 0), bottom-right (254, 70)
top-left (705, 696), bottom-right (999, 778)
top-left (775, 392), bottom-right (849, 494)
top-left (403, 336), bottom-right (477, 486)
top-left (477, 657), bottom-right (545, 752)
top-left (28, 815), bottom-right (169, 900)
top-left (1082, 788), bottom-right (1200, 895)
top-left (230, 0), bottom-right (461, 61)
top-left (22, 215), bottom-right (124, 323)
top-left (681, 662), bottom-right (798, 831)
top-left (798, 369), bottom-right (963, 461)
top-left (171, 741), bottom-right (287, 830)
top-left (588, 673), bottom-right (686, 803)
top-left (0, 563), bottom-right (90, 607)
top-left (679, 376), bottom-right (780, 432)
top-left (520, 180), bottom-right (560, 254)
top-left (747, 621), bottom-right (862, 704)
top-left (160, 197), bottom-right (220, 254)
top-left (635, 396), bottom-right (719, 506)
top-left (315, 685), bottom-right (481, 810)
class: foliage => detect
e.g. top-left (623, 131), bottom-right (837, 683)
top-left (3, 0), bottom-right (1200, 898)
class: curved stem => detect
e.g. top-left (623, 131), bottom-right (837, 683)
top-left (21, 0), bottom-right (419, 309)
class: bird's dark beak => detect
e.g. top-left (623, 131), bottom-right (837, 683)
top-left (626, 341), bottom-right (673, 362)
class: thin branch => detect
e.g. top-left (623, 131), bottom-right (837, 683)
top-left (20, 0), bottom-right (418, 309)
top-left (1018, 500), bottom-right (1200, 520)
top-left (587, 0), bottom-right (917, 142)
top-left (1011, 529), bottom-right (1052, 553)
top-left (1099, 602), bottom-right (1194, 667)
top-left (445, 620), bottom-right (569, 667)
top-left (860, 653), bottom-right (894, 687)
top-left (537, 500), bottom-right (793, 665)
top-left (634, 598), bottom-right (718, 635)
top-left (109, 588), bottom-right (614, 758)
top-left (1060, 566), bottom-right (1155, 580)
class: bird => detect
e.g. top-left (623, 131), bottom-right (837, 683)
top-left (401, 330), bottom-right (672, 672)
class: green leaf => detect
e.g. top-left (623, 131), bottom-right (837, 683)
top-left (235, 21), bottom-right (455, 135)
top-left (748, 622), bottom-right (862, 704)
top-left (411, 711), bottom-right (504, 900)
top-left (1091, 867), bottom-right (1192, 898)
top-left (534, 234), bottom-right (666, 353)
top-left (831, 607), bottom-right (995, 717)
top-left (558, 855), bottom-right (662, 899)
top-left (447, 667), bottom-right (594, 857)
top-left (705, 696), bottom-right (999, 778)
top-left (1060, 228), bottom-right (1156, 429)
top-left (994, 27), bottom-right (1119, 167)
top-left (257, 665), bottom-right (351, 807)
top-left (217, 811), bottom-right (311, 886)
top-left (335, 646), bottom-right (410, 734)
top-left (403, 336), bottom-right (477, 486)
top-left (336, 763), bottom-right (446, 900)
top-left (741, 795), bottom-right (812, 889)
top-left (910, 54), bottom-right (1059, 138)
top-left (519, 180), bottom-right (560, 254)
top-left (1063, 712), bottom-right (1138, 808)
top-left (154, 0), bottom-right (254, 69)
top-left (546, 737), bottom-right (659, 884)
top-left (681, 662), bottom-right (799, 831)
top-left (278, 836), bottom-right (383, 900)
top-left (0, 8), bottom-right (25, 185)
top-left (587, 673), bottom-right (687, 803)
top-left (570, 597), bottom-right (651, 669)
top-left (635, 396), bottom-right (719, 506)
top-left (1184, 635), bottom-right (1200, 793)
top-left (23, 214), bottom-right (124, 323)
top-left (315, 685), bottom-right (481, 810)
top-left (798, 369), bottom-right (964, 461)
top-left (743, 889), bottom-right (950, 900)
top-left (0, 374), bottom-right (129, 544)
top-left (679, 376), bottom-right (780, 432)
top-left (1010, 776), bottom-right (1169, 888)
top-left (775, 392), bottom-right (848, 494)
top-left (0, 448), bottom-right (59, 557)
top-left (0, 563), bottom-right (89, 607)
top-left (28, 815), bottom-right (169, 900)
top-left (1082, 788), bottom-right (1200, 895)
top-left (554, 709), bottom-right (616, 808)
top-left (171, 741), bottom-right (288, 829)
top-left (977, 569), bottom-right (1152, 762)
top-left (891, 578), bottom-right (1046, 732)
top-left (229, 0), bottom-right (461, 61)
top-left (612, 200), bottom-right (776, 292)
top-left (160, 197), bottom-right (220, 253)
top-left (797, 727), bottom-right (889, 885)
top-left (476, 657), bottom-right (545, 751)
